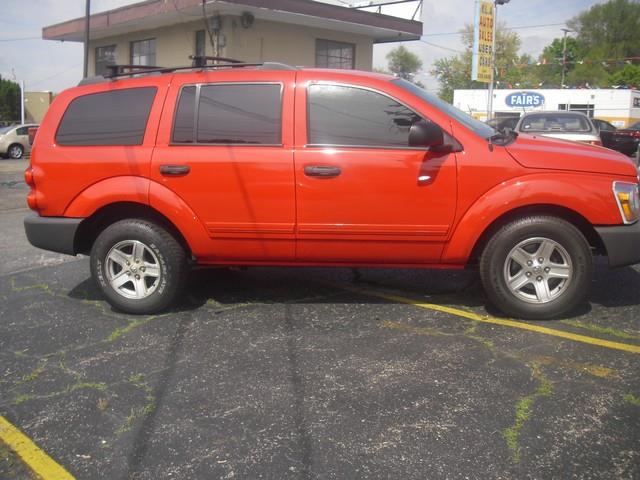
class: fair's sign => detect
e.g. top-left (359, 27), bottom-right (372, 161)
top-left (506, 91), bottom-right (545, 108)
top-left (471, 0), bottom-right (494, 83)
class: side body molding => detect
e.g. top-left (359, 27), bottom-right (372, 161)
top-left (441, 173), bottom-right (623, 264)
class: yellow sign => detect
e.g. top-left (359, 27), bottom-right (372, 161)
top-left (472, 0), bottom-right (494, 83)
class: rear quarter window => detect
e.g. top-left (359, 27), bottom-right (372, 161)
top-left (56, 87), bottom-right (157, 146)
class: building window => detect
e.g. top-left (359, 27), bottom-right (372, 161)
top-left (130, 38), bottom-right (156, 66)
top-left (307, 84), bottom-right (422, 147)
top-left (56, 87), bottom-right (157, 146)
top-left (558, 103), bottom-right (595, 118)
top-left (172, 84), bottom-right (282, 145)
top-left (195, 30), bottom-right (206, 57)
top-left (315, 39), bottom-right (355, 69)
top-left (95, 45), bottom-right (116, 76)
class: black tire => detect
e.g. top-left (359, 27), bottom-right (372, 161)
top-left (8, 143), bottom-right (23, 159)
top-left (90, 219), bottom-right (188, 314)
top-left (479, 216), bottom-right (593, 320)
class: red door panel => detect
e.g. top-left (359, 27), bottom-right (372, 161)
top-left (293, 75), bottom-right (458, 264)
top-left (295, 148), bottom-right (457, 262)
top-left (151, 70), bottom-right (296, 262)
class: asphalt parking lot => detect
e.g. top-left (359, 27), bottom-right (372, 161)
top-left (1, 158), bottom-right (639, 479)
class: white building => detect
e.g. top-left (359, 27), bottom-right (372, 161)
top-left (454, 88), bottom-right (640, 128)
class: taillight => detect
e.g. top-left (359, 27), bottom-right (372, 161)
top-left (27, 191), bottom-right (38, 210)
top-left (24, 167), bottom-right (34, 187)
top-left (632, 131), bottom-right (640, 139)
top-left (24, 166), bottom-right (39, 211)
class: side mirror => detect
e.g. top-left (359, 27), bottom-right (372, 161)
top-left (409, 120), bottom-right (444, 148)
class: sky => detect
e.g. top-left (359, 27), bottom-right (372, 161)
top-left (0, 0), bottom-right (607, 94)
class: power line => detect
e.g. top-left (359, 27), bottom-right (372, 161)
top-left (419, 39), bottom-right (465, 54)
top-left (422, 22), bottom-right (568, 38)
top-left (29, 64), bottom-right (83, 87)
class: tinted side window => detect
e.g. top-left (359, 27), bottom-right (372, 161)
top-left (56, 87), bottom-right (156, 146)
top-left (172, 86), bottom-right (196, 143)
top-left (197, 84), bottom-right (281, 144)
top-left (16, 127), bottom-right (29, 136)
top-left (308, 84), bottom-right (421, 147)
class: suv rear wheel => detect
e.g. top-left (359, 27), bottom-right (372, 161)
top-left (480, 216), bottom-right (593, 320)
top-left (90, 219), bottom-right (188, 314)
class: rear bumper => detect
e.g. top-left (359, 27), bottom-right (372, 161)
top-left (24, 214), bottom-right (82, 255)
top-left (595, 222), bottom-right (640, 267)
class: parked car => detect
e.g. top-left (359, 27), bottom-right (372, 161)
top-left (486, 116), bottom-right (519, 133)
top-left (514, 111), bottom-right (602, 146)
top-left (0, 124), bottom-right (38, 159)
top-left (592, 118), bottom-right (640, 157)
top-left (23, 61), bottom-right (640, 319)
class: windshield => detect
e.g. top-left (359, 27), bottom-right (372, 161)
top-left (392, 78), bottom-right (496, 139)
top-left (0, 126), bottom-right (12, 134)
top-left (519, 113), bottom-right (594, 133)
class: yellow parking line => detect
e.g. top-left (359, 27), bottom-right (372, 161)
top-left (337, 283), bottom-right (640, 354)
top-left (0, 415), bottom-right (75, 480)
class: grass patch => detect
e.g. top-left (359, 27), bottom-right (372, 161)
top-left (623, 393), bottom-right (640, 406)
top-left (12, 381), bottom-right (106, 406)
top-left (503, 363), bottom-right (553, 463)
top-left (116, 374), bottom-right (156, 434)
top-left (13, 394), bottom-right (35, 405)
top-left (15, 360), bottom-right (47, 385)
top-left (560, 319), bottom-right (640, 341)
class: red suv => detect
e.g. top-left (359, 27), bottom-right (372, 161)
top-left (24, 60), bottom-right (640, 319)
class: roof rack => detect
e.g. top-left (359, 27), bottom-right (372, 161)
top-left (78, 57), bottom-right (297, 85)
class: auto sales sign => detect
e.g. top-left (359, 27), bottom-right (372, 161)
top-left (471, 0), bottom-right (494, 83)
top-left (505, 91), bottom-right (545, 108)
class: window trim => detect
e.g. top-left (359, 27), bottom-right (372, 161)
top-left (170, 82), bottom-right (285, 147)
top-left (130, 38), bottom-right (156, 66)
top-left (54, 86), bottom-right (158, 147)
top-left (305, 81), bottom-right (434, 151)
top-left (95, 44), bottom-right (117, 76)
top-left (315, 39), bottom-right (356, 70)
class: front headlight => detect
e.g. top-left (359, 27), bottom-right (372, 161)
top-left (613, 181), bottom-right (640, 224)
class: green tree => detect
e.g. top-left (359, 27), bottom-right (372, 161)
top-left (386, 45), bottom-right (423, 83)
top-left (0, 76), bottom-right (20, 123)
top-left (567, 0), bottom-right (640, 59)
top-left (537, 37), bottom-right (581, 87)
top-left (610, 64), bottom-right (640, 88)
top-left (431, 23), bottom-right (530, 102)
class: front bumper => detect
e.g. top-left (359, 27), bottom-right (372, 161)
top-left (24, 214), bottom-right (82, 255)
top-left (595, 221), bottom-right (640, 267)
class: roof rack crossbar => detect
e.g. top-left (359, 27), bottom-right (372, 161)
top-left (105, 64), bottom-right (165, 78)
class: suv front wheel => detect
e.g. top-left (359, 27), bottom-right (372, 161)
top-left (480, 216), bottom-right (593, 320)
top-left (90, 219), bottom-right (188, 314)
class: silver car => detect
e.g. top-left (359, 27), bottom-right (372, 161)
top-left (0, 124), bottom-right (38, 159)
top-left (515, 111), bottom-right (601, 146)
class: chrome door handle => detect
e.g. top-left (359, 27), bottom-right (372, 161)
top-left (417, 175), bottom-right (432, 185)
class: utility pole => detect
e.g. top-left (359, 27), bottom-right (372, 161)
top-left (20, 80), bottom-right (25, 125)
top-left (83, 0), bottom-right (91, 78)
top-left (487, 0), bottom-right (510, 121)
top-left (561, 28), bottom-right (572, 89)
